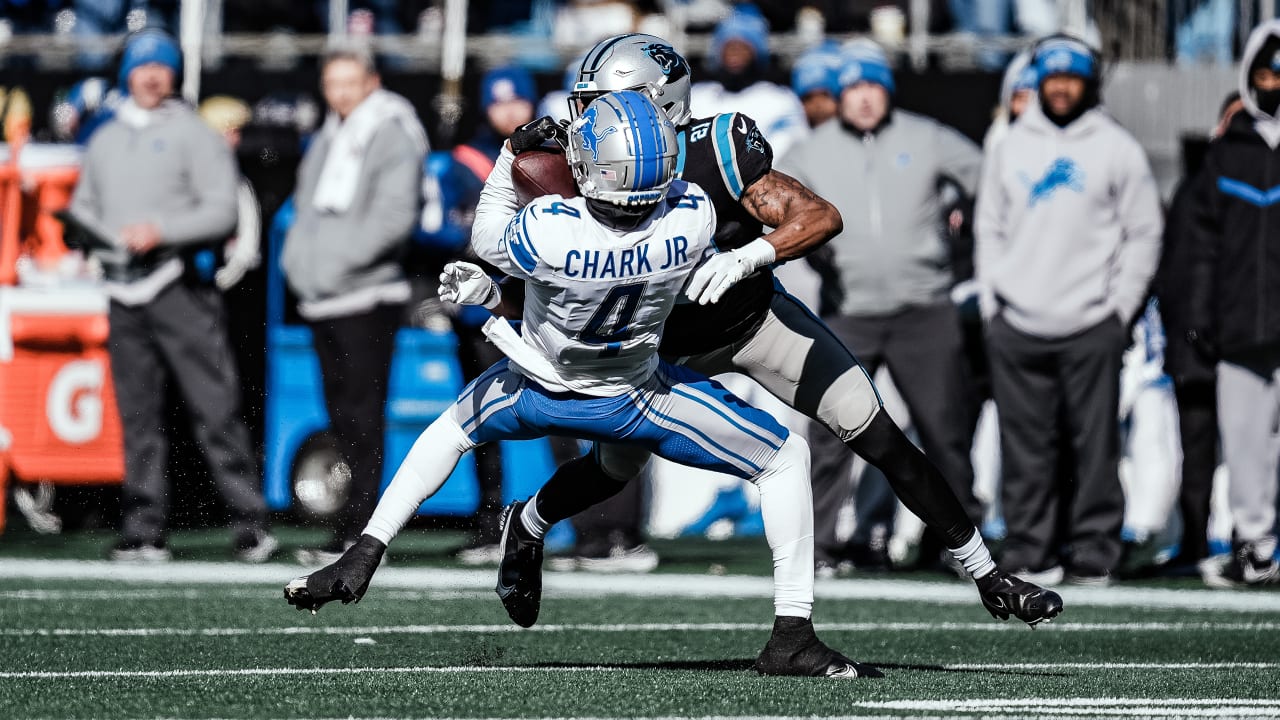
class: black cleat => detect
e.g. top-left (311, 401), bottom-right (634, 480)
top-left (284, 535), bottom-right (386, 615)
top-left (976, 569), bottom-right (1064, 627)
top-left (495, 500), bottom-right (544, 628)
top-left (754, 616), bottom-right (883, 679)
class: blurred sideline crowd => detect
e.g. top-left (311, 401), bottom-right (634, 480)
top-left (2, 0), bottom-right (1279, 592)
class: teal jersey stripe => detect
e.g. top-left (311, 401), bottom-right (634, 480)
top-left (712, 114), bottom-right (743, 198)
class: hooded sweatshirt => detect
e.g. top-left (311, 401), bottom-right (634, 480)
top-left (974, 99), bottom-right (1163, 339)
top-left (1186, 20), bottom-right (1280, 364)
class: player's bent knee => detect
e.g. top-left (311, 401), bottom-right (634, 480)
top-left (753, 432), bottom-right (809, 484)
top-left (595, 443), bottom-right (651, 482)
top-left (818, 367), bottom-right (883, 443)
top-left (416, 412), bottom-right (476, 459)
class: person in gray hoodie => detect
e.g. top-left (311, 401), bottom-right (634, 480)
top-left (779, 39), bottom-right (985, 572)
top-left (70, 28), bottom-right (275, 563)
top-left (283, 43), bottom-right (428, 566)
top-left (975, 35), bottom-right (1163, 585)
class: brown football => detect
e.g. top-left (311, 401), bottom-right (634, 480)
top-left (511, 146), bottom-right (578, 206)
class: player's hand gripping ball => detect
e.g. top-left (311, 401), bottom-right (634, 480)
top-left (511, 146), bottom-right (578, 206)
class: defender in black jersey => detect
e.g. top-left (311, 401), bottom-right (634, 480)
top-left (491, 34), bottom-right (1063, 675)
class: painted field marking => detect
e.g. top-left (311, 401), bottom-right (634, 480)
top-left (2, 662), bottom-right (1278, 680)
top-left (856, 698), bottom-right (1280, 718)
top-left (3, 621), bottom-right (1278, 639)
top-left (4, 558), bottom-right (1280, 613)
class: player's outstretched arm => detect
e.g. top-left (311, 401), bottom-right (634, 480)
top-left (471, 148), bottom-right (522, 265)
top-left (740, 170), bottom-right (842, 263)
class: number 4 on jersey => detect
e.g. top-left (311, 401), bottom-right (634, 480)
top-left (580, 282), bottom-right (646, 357)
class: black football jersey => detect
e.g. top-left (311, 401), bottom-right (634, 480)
top-left (659, 112), bottom-right (776, 357)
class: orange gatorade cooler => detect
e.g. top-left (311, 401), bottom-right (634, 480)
top-left (0, 137), bottom-right (124, 533)
top-left (0, 286), bottom-right (124, 532)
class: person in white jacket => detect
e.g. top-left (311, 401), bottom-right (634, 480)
top-left (975, 35), bottom-right (1163, 586)
top-left (689, 5), bottom-right (808, 157)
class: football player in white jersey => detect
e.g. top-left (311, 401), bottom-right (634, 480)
top-left (285, 91), bottom-right (878, 679)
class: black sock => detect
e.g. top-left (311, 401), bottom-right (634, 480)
top-left (845, 410), bottom-right (975, 549)
top-left (534, 452), bottom-right (629, 523)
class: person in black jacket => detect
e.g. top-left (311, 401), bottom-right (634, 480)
top-left (1155, 92), bottom-right (1242, 573)
top-left (1187, 20), bottom-right (1280, 588)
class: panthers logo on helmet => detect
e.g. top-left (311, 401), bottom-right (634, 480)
top-left (643, 43), bottom-right (689, 82)
top-left (580, 104), bottom-right (618, 163)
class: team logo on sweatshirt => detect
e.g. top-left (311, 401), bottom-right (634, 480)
top-left (1021, 157), bottom-right (1085, 207)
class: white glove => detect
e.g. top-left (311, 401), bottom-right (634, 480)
top-left (438, 261), bottom-right (501, 308)
top-left (215, 236), bottom-right (261, 290)
top-left (684, 237), bottom-right (776, 305)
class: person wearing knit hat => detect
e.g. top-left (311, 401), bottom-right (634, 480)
top-left (117, 28), bottom-right (182, 100)
top-left (707, 4), bottom-right (770, 78)
top-left (480, 65), bottom-right (537, 139)
top-left (977, 34), bottom-right (1162, 586)
top-left (691, 5), bottom-right (807, 156)
top-left (838, 39), bottom-right (896, 96)
top-left (1032, 34), bottom-right (1100, 129)
top-left (70, 27), bottom-right (277, 564)
top-left (780, 37), bottom-right (988, 575)
top-left (791, 42), bottom-right (843, 128)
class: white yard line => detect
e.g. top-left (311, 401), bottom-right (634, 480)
top-left (856, 698), bottom-right (1280, 718)
top-left (3, 663), bottom-right (1278, 681)
top-left (944, 662), bottom-right (1280, 670)
top-left (4, 558), bottom-right (1279, 612)
top-left (2, 621), bottom-right (1277, 638)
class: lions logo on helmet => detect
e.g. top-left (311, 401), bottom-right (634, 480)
top-left (567, 90), bottom-right (680, 207)
top-left (579, 104), bottom-right (619, 163)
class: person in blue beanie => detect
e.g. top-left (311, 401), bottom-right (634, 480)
top-left (976, 35), bottom-right (1163, 586)
top-left (69, 28), bottom-right (276, 564)
top-left (791, 42), bottom-right (843, 128)
top-left (692, 5), bottom-right (808, 157)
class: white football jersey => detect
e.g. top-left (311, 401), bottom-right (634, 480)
top-left (476, 178), bottom-right (716, 396)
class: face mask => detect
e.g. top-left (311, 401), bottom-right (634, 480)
top-left (1256, 88), bottom-right (1280, 117)
top-left (713, 66), bottom-right (756, 93)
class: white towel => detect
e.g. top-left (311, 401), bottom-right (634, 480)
top-left (312, 89), bottom-right (429, 214)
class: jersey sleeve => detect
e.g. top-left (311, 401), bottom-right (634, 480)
top-left (490, 203), bottom-right (547, 281)
top-left (708, 112), bottom-right (774, 200)
top-left (471, 146), bottom-right (522, 265)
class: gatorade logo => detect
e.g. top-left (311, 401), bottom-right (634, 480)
top-left (47, 360), bottom-right (104, 445)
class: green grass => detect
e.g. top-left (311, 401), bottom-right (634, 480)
top-left (2, 529), bottom-right (1279, 718)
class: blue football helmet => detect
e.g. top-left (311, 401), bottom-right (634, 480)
top-left (566, 90), bottom-right (680, 207)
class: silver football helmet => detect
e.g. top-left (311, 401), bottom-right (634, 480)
top-left (570, 33), bottom-right (693, 126)
top-left (566, 90), bottom-right (679, 207)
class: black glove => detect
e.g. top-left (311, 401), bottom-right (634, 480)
top-left (509, 116), bottom-right (568, 154)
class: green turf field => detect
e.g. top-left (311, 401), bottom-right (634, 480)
top-left (2, 529), bottom-right (1279, 719)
